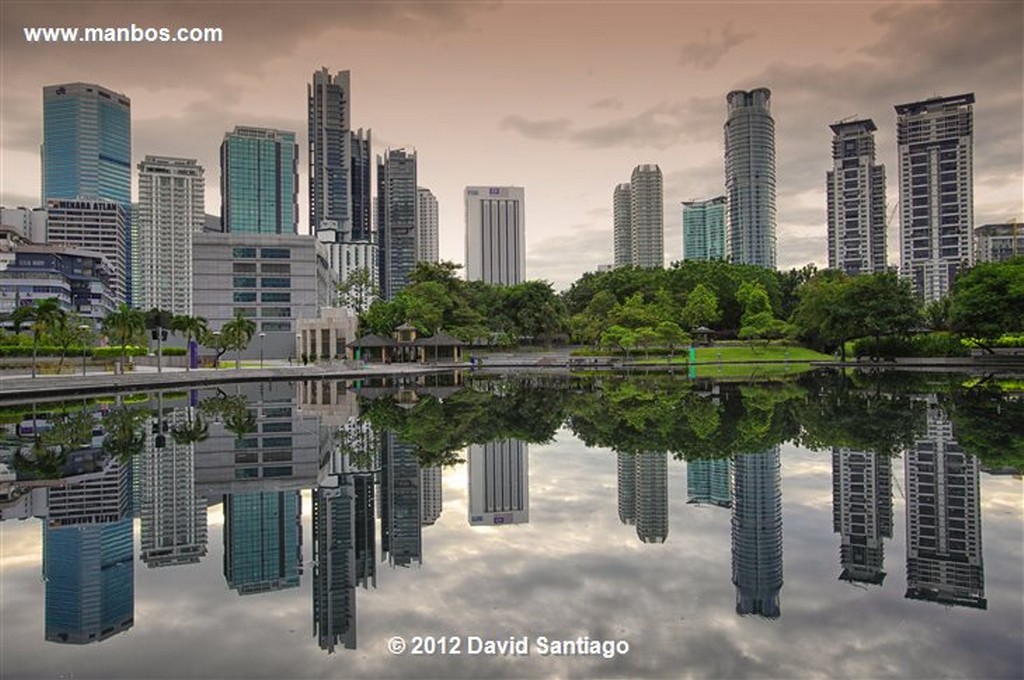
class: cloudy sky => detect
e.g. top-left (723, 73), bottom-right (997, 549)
top-left (1, 1), bottom-right (1021, 289)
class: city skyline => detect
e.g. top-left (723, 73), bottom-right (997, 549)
top-left (3, 2), bottom-right (1020, 290)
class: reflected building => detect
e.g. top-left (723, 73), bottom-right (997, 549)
top-left (731, 447), bottom-right (783, 618)
top-left (831, 449), bottom-right (892, 585)
top-left (381, 432), bottom-right (422, 566)
top-left (905, 400), bottom-right (986, 609)
top-left (139, 404), bottom-right (208, 568)
top-left (616, 453), bottom-right (636, 525)
top-left (223, 491), bottom-right (302, 594)
top-left (421, 467), bottom-right (442, 526)
top-left (686, 458), bottom-right (732, 508)
top-left (468, 439), bottom-right (529, 526)
top-left (616, 451), bottom-right (668, 542)
top-left (312, 480), bottom-right (357, 652)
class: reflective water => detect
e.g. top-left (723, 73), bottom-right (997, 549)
top-left (1, 371), bottom-right (1022, 679)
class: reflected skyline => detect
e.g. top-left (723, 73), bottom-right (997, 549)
top-left (831, 448), bottom-right (893, 586)
top-left (222, 491), bottom-right (302, 595)
top-left (731, 447), bottom-right (783, 619)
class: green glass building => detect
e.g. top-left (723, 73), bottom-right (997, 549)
top-left (220, 127), bottom-right (298, 234)
top-left (682, 196), bottom-right (726, 261)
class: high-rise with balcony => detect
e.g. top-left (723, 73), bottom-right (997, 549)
top-left (220, 127), bottom-right (298, 235)
top-left (831, 449), bottom-right (892, 585)
top-left (613, 183), bottom-right (632, 267)
top-left (724, 88), bottom-right (776, 269)
top-left (417, 187), bottom-right (439, 263)
top-left (895, 94), bottom-right (975, 301)
top-left (827, 120), bottom-right (887, 275)
top-left (378, 149), bottom-right (418, 299)
top-left (42, 82), bottom-right (132, 301)
top-left (136, 156), bottom-right (205, 315)
top-left (630, 165), bottom-right (664, 268)
top-left (683, 196), bottom-right (726, 262)
top-left (465, 186), bottom-right (526, 285)
top-left (308, 68), bottom-right (351, 239)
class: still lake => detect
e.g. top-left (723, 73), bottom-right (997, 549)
top-left (1, 370), bottom-right (1022, 679)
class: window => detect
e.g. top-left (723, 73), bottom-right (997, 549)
top-left (263, 436), bottom-right (293, 448)
top-left (263, 407), bottom-right (291, 418)
top-left (233, 291), bottom-right (256, 302)
top-left (234, 467), bottom-right (259, 479)
top-left (233, 276), bottom-right (256, 288)
top-left (262, 321), bottom-right (291, 331)
top-left (233, 307), bottom-right (257, 318)
top-left (261, 263), bottom-right (290, 274)
top-left (260, 247), bottom-right (290, 259)
top-left (261, 307), bottom-right (291, 318)
top-left (232, 247), bottom-right (256, 258)
top-left (262, 421), bottom-right (292, 433)
top-left (261, 277), bottom-right (290, 288)
top-left (261, 292), bottom-right (291, 302)
top-left (232, 263), bottom-right (256, 273)
top-left (262, 466), bottom-right (293, 478)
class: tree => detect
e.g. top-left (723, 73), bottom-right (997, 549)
top-left (221, 311), bottom-right (257, 369)
top-left (23, 298), bottom-right (66, 378)
top-left (681, 283), bottom-right (722, 330)
top-left (949, 259), bottom-right (1024, 351)
top-left (360, 297), bottom-right (407, 337)
top-left (48, 311), bottom-right (91, 371)
top-left (844, 273), bottom-right (920, 360)
top-left (103, 304), bottom-right (145, 374)
top-left (600, 325), bottom-right (637, 359)
top-left (793, 270), bottom-right (855, 360)
top-left (337, 267), bottom-right (379, 313)
top-left (634, 326), bottom-right (660, 358)
top-left (655, 321), bottom-right (690, 362)
top-left (171, 314), bottom-right (209, 371)
top-left (404, 281), bottom-right (451, 335)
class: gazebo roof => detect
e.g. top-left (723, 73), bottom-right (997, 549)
top-left (415, 332), bottom-right (466, 347)
top-left (693, 326), bottom-right (717, 334)
top-left (349, 333), bottom-right (397, 348)
top-left (395, 322), bottom-right (418, 331)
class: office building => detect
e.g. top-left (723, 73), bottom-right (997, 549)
top-left (312, 481), bottom-right (357, 652)
top-left (975, 222), bottom-right (1022, 262)
top-left (904, 399), bottom-right (985, 608)
top-left (0, 245), bottom-right (115, 329)
top-left (45, 199), bottom-right (127, 303)
top-left (613, 183), bottom-right (632, 268)
top-left (417, 187), bottom-right (439, 263)
top-left (826, 120), bottom-right (887, 274)
top-left (895, 94), bottom-right (975, 301)
top-left (381, 432), bottom-right (422, 566)
top-left (378, 149), bottom-right (418, 299)
top-left (465, 186), bottom-right (525, 285)
top-left (468, 439), bottom-right (528, 526)
top-left (831, 449), bottom-right (892, 585)
top-left (686, 458), bottom-right (731, 508)
top-left (421, 467), bottom-right (443, 526)
top-left (351, 129), bottom-right (372, 242)
top-left (630, 165), bottom-right (664, 268)
top-left (136, 156), bottom-right (205, 315)
top-left (0, 206), bottom-right (47, 243)
top-left (731, 447), bottom-right (783, 618)
top-left (192, 232), bottom-right (336, 360)
top-left (308, 68), bottom-right (352, 237)
top-left (724, 88), bottom-right (777, 269)
top-left (220, 126), bottom-right (298, 235)
top-left (682, 196), bottom-right (727, 262)
top-left (223, 491), bottom-right (303, 595)
top-left (43, 82), bottom-right (132, 302)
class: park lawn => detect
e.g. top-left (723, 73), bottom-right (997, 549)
top-left (634, 345), bottom-right (832, 365)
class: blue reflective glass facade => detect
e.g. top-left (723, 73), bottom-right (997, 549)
top-left (221, 127), bottom-right (298, 235)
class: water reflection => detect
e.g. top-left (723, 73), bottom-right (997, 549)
top-left (0, 370), bottom-right (1021, 677)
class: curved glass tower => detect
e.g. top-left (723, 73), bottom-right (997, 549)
top-left (724, 88), bottom-right (776, 269)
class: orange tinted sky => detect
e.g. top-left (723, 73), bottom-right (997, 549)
top-left (2, 1), bottom-right (1021, 288)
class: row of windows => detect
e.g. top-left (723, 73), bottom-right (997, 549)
top-left (232, 277), bottom-right (291, 288)
top-left (232, 292), bottom-right (292, 303)
top-left (232, 247), bottom-right (291, 259)
top-left (233, 306), bottom-right (291, 318)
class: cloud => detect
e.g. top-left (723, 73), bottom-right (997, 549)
top-left (589, 97), bottom-right (624, 111)
top-left (679, 24), bottom-right (755, 70)
top-left (527, 223), bottom-right (613, 287)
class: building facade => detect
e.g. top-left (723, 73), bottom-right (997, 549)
top-left (0, 206), bottom-right (48, 243)
top-left (220, 127), bottom-right (298, 235)
top-left (468, 439), bottom-right (529, 526)
top-left (613, 183), bottom-right (632, 268)
top-left (827, 120), bottom-right (887, 274)
top-left (45, 199), bottom-right (127, 303)
top-left (629, 165), bottom-right (664, 269)
top-left (223, 491), bottom-right (303, 595)
top-left (975, 222), bottom-right (1022, 262)
top-left (378, 150), bottom-right (418, 299)
top-left (731, 447), bottom-right (783, 618)
top-left (0, 245), bottom-right (115, 329)
top-left (724, 88), bottom-right (777, 269)
top-left (895, 94), bottom-right (975, 301)
top-left (465, 186), bottom-right (526, 285)
top-left (682, 196), bottom-right (726, 262)
top-left (136, 156), bottom-right (205, 315)
top-left (417, 187), bottom-right (439, 263)
top-left (308, 68), bottom-right (351, 238)
top-left (831, 448), bottom-right (892, 585)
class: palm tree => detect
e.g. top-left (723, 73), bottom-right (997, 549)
top-left (222, 311), bottom-right (256, 369)
top-left (22, 298), bottom-right (66, 378)
top-left (102, 304), bottom-right (145, 374)
top-left (171, 314), bottom-right (209, 371)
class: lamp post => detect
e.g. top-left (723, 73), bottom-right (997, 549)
top-left (212, 330), bottom-right (221, 369)
top-left (78, 324), bottom-right (91, 376)
top-left (296, 332), bottom-right (302, 365)
top-left (259, 332), bottom-right (266, 369)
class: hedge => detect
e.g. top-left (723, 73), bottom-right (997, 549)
top-left (852, 332), bottom-right (969, 358)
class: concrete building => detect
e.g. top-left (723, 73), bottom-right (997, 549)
top-left (417, 187), bottom-right (439, 263)
top-left (613, 183), bottom-right (632, 268)
top-left (308, 68), bottom-right (352, 237)
top-left (831, 449), bottom-right (892, 585)
top-left (895, 93), bottom-right (975, 301)
top-left (192, 232), bottom-right (336, 360)
top-left (136, 156), bottom-right (205, 315)
top-left (1, 206), bottom-right (48, 243)
top-left (724, 88), bottom-right (777, 269)
top-left (220, 127), bottom-right (298, 235)
top-left (46, 199), bottom-right (127, 304)
top-left (630, 165), bottom-right (664, 269)
top-left (378, 149), bottom-right (418, 299)
top-left (465, 186), bottom-right (525, 285)
top-left (312, 480), bottom-right (357, 652)
top-left (731, 447), bottom-right (783, 618)
top-left (827, 120), bottom-right (887, 274)
top-left (468, 439), bottom-right (528, 526)
top-left (350, 129), bottom-right (372, 243)
top-left (975, 222), bottom-right (1022, 262)
top-left (0, 245), bottom-right (115, 329)
top-left (682, 196), bottom-right (726, 262)
top-left (421, 467), bottom-right (442, 526)
top-left (381, 432), bottom-right (422, 566)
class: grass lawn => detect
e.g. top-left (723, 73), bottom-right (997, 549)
top-left (634, 345), bottom-right (832, 365)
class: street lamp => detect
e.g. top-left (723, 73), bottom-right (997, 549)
top-left (212, 330), bottom-right (221, 369)
top-left (296, 332), bottom-right (302, 365)
top-left (78, 324), bottom-right (91, 376)
top-left (259, 332), bottom-right (266, 369)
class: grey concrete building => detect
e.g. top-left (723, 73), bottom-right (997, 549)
top-left (975, 222), bottom-right (1022, 262)
top-left (827, 120), bottom-right (887, 274)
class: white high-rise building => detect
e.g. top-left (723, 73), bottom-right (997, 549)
top-left (724, 88), bottom-right (777, 269)
top-left (420, 467), bottom-right (442, 526)
top-left (827, 120), bottom-right (887, 274)
top-left (416, 187), bottom-right (439, 263)
top-left (895, 94), bottom-right (975, 301)
top-left (465, 186), bottom-right (525, 285)
top-left (0, 206), bottom-right (47, 243)
top-left (630, 165), bottom-right (664, 269)
top-left (136, 156), bottom-right (205, 315)
top-left (613, 183), bottom-right (632, 268)
top-left (468, 439), bottom-right (528, 526)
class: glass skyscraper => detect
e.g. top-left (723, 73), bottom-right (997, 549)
top-left (682, 196), bottom-right (726, 262)
top-left (220, 127), bottom-right (298, 235)
top-left (724, 88), bottom-right (777, 269)
top-left (378, 150), bottom-right (418, 299)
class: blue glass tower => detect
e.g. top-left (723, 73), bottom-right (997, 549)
top-left (220, 127), bottom-right (299, 234)
top-left (223, 491), bottom-right (302, 594)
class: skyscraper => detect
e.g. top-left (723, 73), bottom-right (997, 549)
top-left (350, 129), bottom-right (372, 242)
top-left (827, 119), bottom-right (887, 275)
top-left (895, 94), bottom-right (975, 301)
top-left (308, 68), bottom-right (351, 238)
top-left (616, 451), bottom-right (668, 542)
top-left (613, 183), bottom-right (632, 268)
top-left (630, 165), bottom-right (664, 268)
top-left (686, 458), bottom-right (731, 508)
top-left (421, 466), bottom-right (443, 526)
top-left (136, 156), bottom-right (205, 315)
top-left (42, 82), bottom-right (132, 301)
top-left (731, 447), bottom-right (783, 618)
top-left (468, 439), bottom-right (529, 526)
top-left (682, 196), bottom-right (727, 262)
top-left (417, 187), bottom-right (439, 263)
top-left (312, 481), bottom-right (357, 652)
top-left (378, 149), bottom-right (418, 299)
top-left (724, 88), bottom-right (776, 269)
top-left (380, 432), bottom-right (422, 566)
top-left (223, 491), bottom-right (303, 594)
top-left (465, 186), bottom-right (526, 285)
top-left (220, 126), bottom-right (298, 234)
top-left (45, 198), bottom-right (128, 303)
top-left (831, 449), bottom-right (892, 585)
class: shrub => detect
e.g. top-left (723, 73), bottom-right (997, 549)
top-left (161, 347), bottom-right (187, 356)
top-left (853, 333), bottom-right (969, 358)
top-left (93, 345), bottom-right (148, 359)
